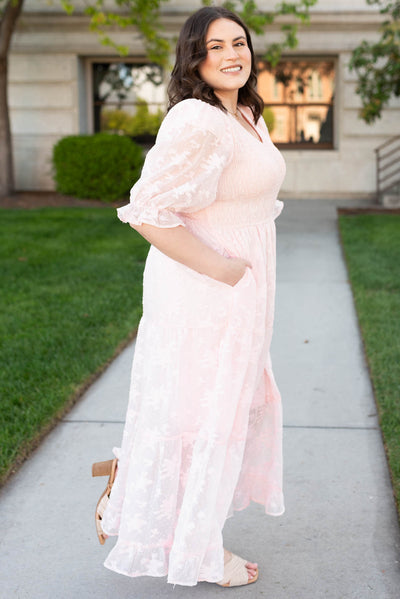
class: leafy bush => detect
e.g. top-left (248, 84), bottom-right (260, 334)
top-left (263, 107), bottom-right (276, 133)
top-left (101, 109), bottom-right (131, 133)
top-left (101, 100), bottom-right (164, 137)
top-left (125, 101), bottom-right (164, 136)
top-left (52, 133), bottom-right (144, 201)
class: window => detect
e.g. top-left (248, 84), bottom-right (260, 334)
top-left (91, 62), bottom-right (167, 140)
top-left (257, 59), bottom-right (335, 149)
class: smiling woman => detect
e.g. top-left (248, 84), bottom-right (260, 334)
top-left (167, 7), bottom-right (264, 124)
top-left (199, 21), bottom-right (252, 103)
top-left (92, 5), bottom-right (286, 590)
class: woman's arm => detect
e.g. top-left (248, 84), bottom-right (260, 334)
top-left (132, 223), bottom-right (251, 287)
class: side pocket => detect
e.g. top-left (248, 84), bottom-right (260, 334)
top-left (232, 266), bottom-right (253, 290)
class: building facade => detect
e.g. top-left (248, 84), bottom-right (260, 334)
top-left (9, 0), bottom-right (400, 199)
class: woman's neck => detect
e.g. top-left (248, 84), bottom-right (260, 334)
top-left (214, 90), bottom-right (239, 115)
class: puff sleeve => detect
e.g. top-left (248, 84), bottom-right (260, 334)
top-left (117, 99), bottom-right (233, 228)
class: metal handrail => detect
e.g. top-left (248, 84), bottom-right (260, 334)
top-left (375, 135), bottom-right (400, 201)
top-left (375, 135), bottom-right (400, 153)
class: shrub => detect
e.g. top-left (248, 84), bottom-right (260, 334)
top-left (52, 133), bottom-right (144, 201)
top-left (263, 107), bottom-right (276, 133)
top-left (101, 100), bottom-right (164, 137)
top-left (125, 101), bottom-right (164, 136)
top-left (100, 109), bottom-right (131, 133)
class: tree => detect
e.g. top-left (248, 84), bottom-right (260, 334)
top-left (0, 0), bottom-right (317, 197)
top-left (349, 0), bottom-right (400, 124)
top-left (0, 0), bottom-right (24, 197)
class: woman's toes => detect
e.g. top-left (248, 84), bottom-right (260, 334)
top-left (223, 550), bottom-right (258, 581)
top-left (246, 562), bottom-right (258, 580)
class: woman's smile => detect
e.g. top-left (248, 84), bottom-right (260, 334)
top-left (221, 65), bottom-right (242, 73)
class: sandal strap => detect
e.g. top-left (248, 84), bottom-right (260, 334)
top-left (217, 553), bottom-right (251, 587)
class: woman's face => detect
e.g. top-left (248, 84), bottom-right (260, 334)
top-left (198, 18), bottom-right (252, 100)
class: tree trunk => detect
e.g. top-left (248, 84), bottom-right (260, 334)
top-left (0, 0), bottom-right (25, 198)
top-left (0, 55), bottom-right (14, 197)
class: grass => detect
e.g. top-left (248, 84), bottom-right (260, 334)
top-left (338, 214), bottom-right (400, 515)
top-left (0, 207), bottom-right (149, 484)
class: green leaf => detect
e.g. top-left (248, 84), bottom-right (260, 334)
top-left (60, 0), bottom-right (74, 15)
top-left (349, 0), bottom-right (400, 123)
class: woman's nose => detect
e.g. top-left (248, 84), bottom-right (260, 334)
top-left (224, 45), bottom-right (240, 60)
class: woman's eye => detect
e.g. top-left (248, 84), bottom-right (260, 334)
top-left (209, 41), bottom-right (246, 50)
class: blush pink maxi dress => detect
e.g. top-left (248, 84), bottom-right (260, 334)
top-left (101, 98), bottom-right (286, 586)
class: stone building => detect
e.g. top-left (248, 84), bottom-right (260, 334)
top-left (9, 0), bottom-right (400, 199)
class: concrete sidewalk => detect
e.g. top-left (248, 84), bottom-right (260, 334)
top-left (1, 200), bottom-right (399, 598)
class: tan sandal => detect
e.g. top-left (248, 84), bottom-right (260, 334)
top-left (217, 552), bottom-right (259, 587)
top-left (92, 458), bottom-right (117, 545)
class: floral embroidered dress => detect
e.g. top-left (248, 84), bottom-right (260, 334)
top-left (102, 98), bottom-right (286, 586)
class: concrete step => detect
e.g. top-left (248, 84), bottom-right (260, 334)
top-left (382, 193), bottom-right (400, 207)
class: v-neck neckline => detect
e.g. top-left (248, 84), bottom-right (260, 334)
top-left (229, 106), bottom-right (263, 144)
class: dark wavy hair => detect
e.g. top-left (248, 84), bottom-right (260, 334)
top-left (167, 6), bottom-right (264, 123)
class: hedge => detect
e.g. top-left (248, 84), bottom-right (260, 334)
top-left (52, 133), bottom-right (144, 201)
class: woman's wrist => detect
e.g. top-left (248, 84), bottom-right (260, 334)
top-left (207, 254), bottom-right (231, 282)
top-left (209, 256), bottom-right (250, 286)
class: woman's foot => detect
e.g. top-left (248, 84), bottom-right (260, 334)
top-left (224, 549), bottom-right (257, 581)
top-left (217, 549), bottom-right (258, 587)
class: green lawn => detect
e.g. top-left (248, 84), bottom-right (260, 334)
top-left (0, 207), bottom-right (149, 484)
top-left (339, 214), bottom-right (400, 515)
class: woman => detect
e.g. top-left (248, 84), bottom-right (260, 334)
top-left (94, 5), bottom-right (286, 588)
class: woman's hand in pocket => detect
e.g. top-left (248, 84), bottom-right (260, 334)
top-left (216, 257), bottom-right (252, 287)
